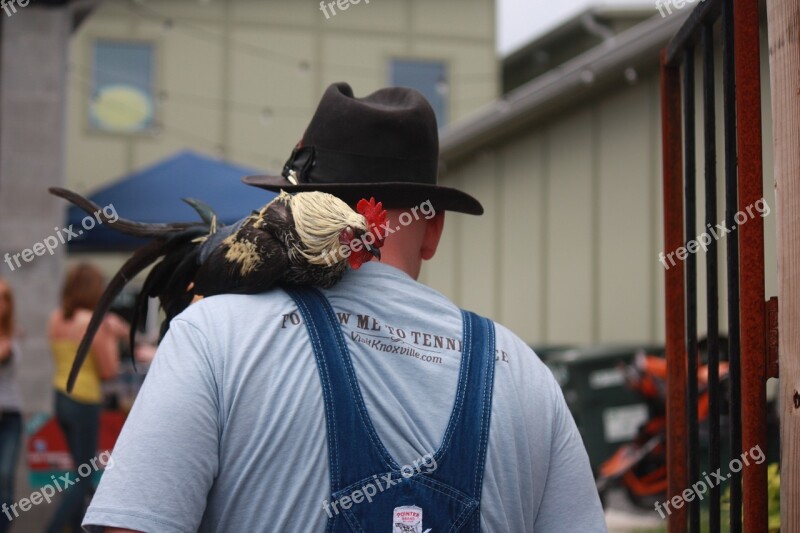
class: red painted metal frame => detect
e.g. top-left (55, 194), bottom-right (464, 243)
top-left (661, 0), bottom-right (771, 529)
top-left (734, 0), bottom-right (768, 530)
top-left (660, 49), bottom-right (689, 533)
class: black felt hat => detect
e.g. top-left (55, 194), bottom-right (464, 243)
top-left (242, 82), bottom-right (483, 215)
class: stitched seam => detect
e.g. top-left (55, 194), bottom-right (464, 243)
top-left (84, 507), bottom-right (190, 532)
top-left (434, 310), bottom-right (472, 464)
top-left (342, 510), bottom-right (367, 533)
top-left (320, 292), bottom-right (399, 470)
top-left (473, 317), bottom-right (496, 501)
top-left (413, 475), bottom-right (475, 504)
top-left (473, 317), bottom-right (495, 496)
top-left (335, 471), bottom-right (469, 502)
top-left (335, 472), bottom-right (401, 497)
top-left (290, 290), bottom-right (340, 491)
top-left (450, 502), bottom-right (479, 532)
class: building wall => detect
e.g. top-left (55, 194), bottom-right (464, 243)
top-left (65, 0), bottom-right (498, 194)
top-left (422, 28), bottom-right (777, 347)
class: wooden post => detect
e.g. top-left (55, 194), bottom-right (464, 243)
top-left (767, 0), bottom-right (800, 530)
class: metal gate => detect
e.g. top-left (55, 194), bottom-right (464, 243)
top-left (660, 0), bottom-right (777, 531)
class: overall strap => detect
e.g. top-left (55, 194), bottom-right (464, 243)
top-left (432, 309), bottom-right (496, 507)
top-left (284, 286), bottom-right (399, 493)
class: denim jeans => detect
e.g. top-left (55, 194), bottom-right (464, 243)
top-left (0, 411), bottom-right (22, 533)
top-left (47, 392), bottom-right (100, 533)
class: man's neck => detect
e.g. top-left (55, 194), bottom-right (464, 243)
top-left (378, 253), bottom-right (422, 280)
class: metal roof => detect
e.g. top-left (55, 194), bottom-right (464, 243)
top-left (440, 9), bottom-right (691, 165)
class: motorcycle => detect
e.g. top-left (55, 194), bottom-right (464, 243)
top-left (595, 347), bottom-right (729, 507)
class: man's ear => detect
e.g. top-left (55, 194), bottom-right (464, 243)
top-left (420, 212), bottom-right (445, 261)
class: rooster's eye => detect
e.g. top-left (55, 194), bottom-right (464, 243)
top-left (339, 227), bottom-right (355, 245)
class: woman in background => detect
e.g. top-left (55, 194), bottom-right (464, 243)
top-left (0, 279), bottom-right (22, 533)
top-left (47, 264), bottom-right (125, 533)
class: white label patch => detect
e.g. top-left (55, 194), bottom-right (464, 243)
top-left (602, 403), bottom-right (649, 442)
top-left (393, 505), bottom-right (424, 533)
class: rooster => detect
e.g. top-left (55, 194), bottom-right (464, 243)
top-left (49, 187), bottom-right (387, 392)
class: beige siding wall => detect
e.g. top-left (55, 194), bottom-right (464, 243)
top-left (423, 37), bottom-right (777, 348)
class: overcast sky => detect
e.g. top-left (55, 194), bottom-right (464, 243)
top-left (497, 0), bottom-right (654, 56)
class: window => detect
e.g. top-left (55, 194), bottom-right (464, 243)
top-left (390, 59), bottom-right (448, 127)
top-left (89, 40), bottom-right (156, 133)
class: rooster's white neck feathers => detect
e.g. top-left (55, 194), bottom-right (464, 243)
top-left (281, 191), bottom-right (367, 265)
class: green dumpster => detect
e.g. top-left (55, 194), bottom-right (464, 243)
top-left (540, 344), bottom-right (664, 473)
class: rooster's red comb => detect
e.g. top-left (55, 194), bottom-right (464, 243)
top-left (357, 197), bottom-right (387, 244)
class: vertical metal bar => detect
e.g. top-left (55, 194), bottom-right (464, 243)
top-left (661, 50), bottom-right (689, 533)
top-left (683, 45), bottom-right (701, 533)
top-left (722, 0), bottom-right (743, 529)
top-left (702, 22), bottom-right (722, 533)
top-left (733, 0), bottom-right (768, 529)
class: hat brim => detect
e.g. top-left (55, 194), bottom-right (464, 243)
top-left (242, 174), bottom-right (484, 215)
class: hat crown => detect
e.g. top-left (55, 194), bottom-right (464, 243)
top-left (284, 82), bottom-right (439, 186)
top-left (243, 82), bottom-right (484, 215)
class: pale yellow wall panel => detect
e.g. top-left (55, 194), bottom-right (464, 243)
top-left (497, 133), bottom-right (546, 344)
top-left (232, 0), bottom-right (318, 26)
top-left (545, 109), bottom-right (594, 344)
top-left (320, 33), bottom-right (406, 91)
top-left (154, 102), bottom-right (222, 151)
top-left (229, 115), bottom-right (304, 171)
top-left (597, 84), bottom-right (653, 343)
top-left (649, 76), bottom-right (666, 343)
top-left (458, 154), bottom-right (498, 318)
top-left (316, 0), bottom-right (409, 32)
top-left (229, 28), bottom-right (317, 168)
top-left (65, 136), bottom-right (129, 193)
top-left (135, 0), bottom-right (230, 23)
top-left (158, 23), bottom-right (225, 99)
top-left (130, 138), bottom-right (203, 174)
top-left (230, 27), bottom-right (316, 104)
top-left (66, 25), bottom-right (132, 193)
top-left (759, 31), bottom-right (777, 300)
top-left (412, 0), bottom-right (494, 40)
top-left (84, 1), bottom-right (132, 20)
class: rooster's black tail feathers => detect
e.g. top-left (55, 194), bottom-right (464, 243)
top-left (50, 187), bottom-right (215, 393)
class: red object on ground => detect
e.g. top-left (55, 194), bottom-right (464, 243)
top-left (27, 410), bottom-right (126, 472)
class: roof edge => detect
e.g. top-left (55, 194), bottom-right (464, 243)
top-left (441, 10), bottom-right (691, 164)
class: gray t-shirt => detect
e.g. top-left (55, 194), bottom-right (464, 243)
top-left (83, 262), bottom-right (605, 532)
top-left (0, 340), bottom-right (23, 412)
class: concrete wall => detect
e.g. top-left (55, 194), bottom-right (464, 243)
top-left (1, 6), bottom-right (72, 414)
top-left (421, 28), bottom-right (777, 347)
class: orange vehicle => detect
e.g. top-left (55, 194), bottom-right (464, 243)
top-left (595, 351), bottom-right (729, 507)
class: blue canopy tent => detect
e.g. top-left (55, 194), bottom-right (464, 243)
top-left (66, 150), bottom-right (277, 252)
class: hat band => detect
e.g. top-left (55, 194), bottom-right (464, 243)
top-left (282, 146), bottom-right (437, 185)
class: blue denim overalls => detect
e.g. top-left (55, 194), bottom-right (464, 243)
top-left (285, 287), bottom-right (496, 532)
